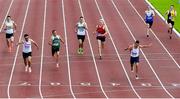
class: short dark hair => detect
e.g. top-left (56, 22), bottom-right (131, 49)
top-left (80, 16), bottom-right (83, 18)
top-left (24, 34), bottom-right (29, 38)
top-left (135, 40), bottom-right (140, 44)
top-left (7, 16), bottom-right (11, 18)
top-left (52, 30), bottom-right (56, 33)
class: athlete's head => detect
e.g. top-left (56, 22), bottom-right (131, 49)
top-left (6, 16), bottom-right (11, 22)
top-left (24, 34), bottom-right (29, 41)
top-left (170, 5), bottom-right (174, 10)
top-left (99, 18), bottom-right (104, 25)
top-left (135, 40), bottom-right (140, 47)
top-left (148, 6), bottom-right (151, 10)
top-left (79, 16), bottom-right (84, 23)
top-left (52, 30), bottom-right (57, 36)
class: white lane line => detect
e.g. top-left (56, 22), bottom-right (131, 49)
top-left (94, 0), bottom-right (141, 98)
top-left (7, 0), bottom-right (31, 98)
top-left (127, 0), bottom-right (180, 69)
top-left (111, 0), bottom-right (174, 98)
top-left (0, 0), bottom-right (15, 32)
top-left (78, 0), bottom-right (109, 98)
top-left (39, 0), bottom-right (47, 98)
top-left (62, 0), bottom-right (76, 98)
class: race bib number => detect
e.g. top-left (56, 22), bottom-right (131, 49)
top-left (25, 45), bottom-right (30, 49)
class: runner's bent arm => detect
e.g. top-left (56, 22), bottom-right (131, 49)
top-left (139, 43), bottom-right (152, 48)
top-left (31, 39), bottom-right (39, 49)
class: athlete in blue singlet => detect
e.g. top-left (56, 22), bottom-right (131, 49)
top-left (145, 6), bottom-right (155, 37)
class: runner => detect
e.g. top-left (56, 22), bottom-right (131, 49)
top-left (17, 34), bottom-right (39, 73)
top-left (48, 30), bottom-right (64, 68)
top-left (94, 19), bottom-right (108, 60)
top-left (165, 5), bottom-right (177, 39)
top-left (3, 16), bottom-right (17, 52)
top-left (125, 40), bottom-right (152, 79)
top-left (75, 16), bottom-right (88, 54)
top-left (145, 6), bottom-right (155, 37)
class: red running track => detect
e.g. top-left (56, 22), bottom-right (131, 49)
top-left (0, 0), bottom-right (179, 98)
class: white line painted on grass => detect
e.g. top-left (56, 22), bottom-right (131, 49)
top-left (78, 0), bottom-right (109, 98)
top-left (111, 0), bottom-right (174, 98)
top-left (62, 0), bottom-right (76, 98)
top-left (7, 0), bottom-right (31, 98)
top-left (94, 0), bottom-right (141, 98)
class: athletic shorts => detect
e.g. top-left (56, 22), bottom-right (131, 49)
top-left (77, 35), bottom-right (85, 42)
top-left (130, 56), bottom-right (139, 65)
top-left (146, 20), bottom-right (153, 28)
top-left (52, 46), bottom-right (60, 56)
top-left (96, 36), bottom-right (106, 42)
top-left (23, 52), bottom-right (32, 59)
top-left (167, 19), bottom-right (174, 27)
top-left (6, 33), bottom-right (14, 39)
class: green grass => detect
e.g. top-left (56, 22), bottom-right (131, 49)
top-left (149, 0), bottom-right (180, 32)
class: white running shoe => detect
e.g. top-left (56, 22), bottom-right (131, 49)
top-left (25, 66), bottom-right (28, 72)
top-left (28, 67), bottom-right (32, 73)
top-left (56, 63), bottom-right (59, 68)
top-left (135, 75), bottom-right (139, 80)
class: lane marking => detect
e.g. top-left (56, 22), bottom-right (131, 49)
top-left (38, 0), bottom-right (47, 98)
top-left (62, 0), bottom-right (76, 98)
top-left (111, 0), bottom-right (174, 98)
top-left (94, 0), bottom-right (141, 98)
top-left (141, 83), bottom-right (152, 87)
top-left (50, 82), bottom-right (61, 86)
top-left (7, 0), bottom-right (31, 98)
top-left (172, 83), bottom-right (180, 87)
top-left (110, 82), bottom-right (120, 87)
top-left (78, 0), bottom-right (109, 98)
top-left (80, 82), bottom-right (91, 87)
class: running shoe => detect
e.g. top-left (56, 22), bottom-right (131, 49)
top-left (77, 48), bottom-right (81, 54)
top-left (80, 48), bottom-right (84, 54)
top-left (25, 66), bottom-right (28, 72)
top-left (29, 67), bottom-right (32, 73)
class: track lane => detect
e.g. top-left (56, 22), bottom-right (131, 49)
top-left (0, 0), bottom-right (28, 97)
top-left (9, 0), bottom-right (45, 98)
top-left (94, 0), bottom-right (171, 98)
top-left (40, 0), bottom-right (72, 98)
top-left (80, 0), bottom-right (140, 98)
top-left (64, 0), bottom-right (106, 98)
top-left (113, 0), bottom-right (180, 97)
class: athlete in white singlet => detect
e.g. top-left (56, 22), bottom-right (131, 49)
top-left (125, 40), bottom-right (152, 79)
top-left (75, 16), bottom-right (87, 54)
top-left (17, 34), bottom-right (39, 73)
top-left (3, 16), bottom-right (17, 52)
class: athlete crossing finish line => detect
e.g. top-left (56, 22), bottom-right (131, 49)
top-left (17, 34), bottom-right (39, 73)
top-left (48, 30), bottom-right (64, 68)
top-left (125, 40), bottom-right (152, 79)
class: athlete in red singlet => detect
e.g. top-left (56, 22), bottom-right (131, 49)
top-left (95, 19), bottom-right (107, 59)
